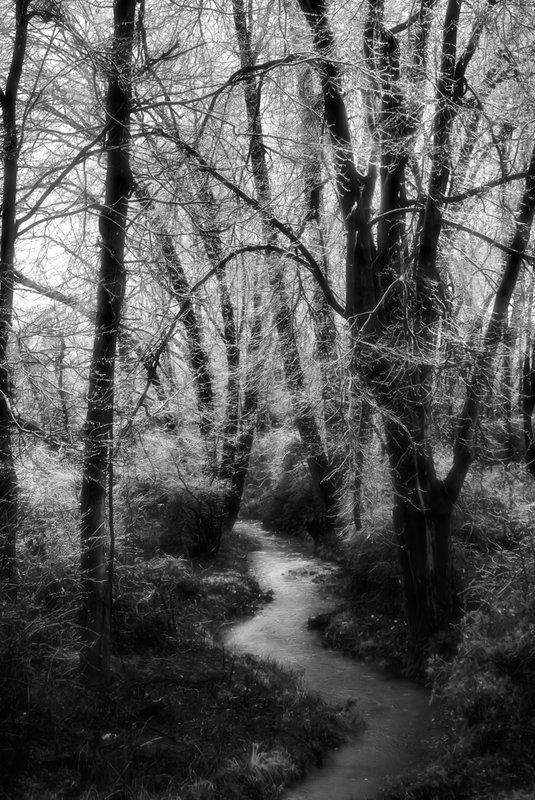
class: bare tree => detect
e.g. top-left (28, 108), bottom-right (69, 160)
top-left (296, 0), bottom-right (535, 665)
top-left (79, 0), bottom-right (136, 683)
top-left (0, 0), bottom-right (32, 590)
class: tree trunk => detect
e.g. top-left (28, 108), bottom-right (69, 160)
top-left (522, 343), bottom-right (535, 475)
top-left (190, 177), bottom-right (241, 481)
top-left (351, 398), bottom-right (372, 532)
top-left (0, 1), bottom-right (30, 592)
top-left (298, 64), bottom-right (347, 491)
top-left (297, 0), bottom-right (520, 669)
top-left (225, 281), bottom-right (264, 528)
top-left (134, 181), bottom-right (215, 441)
top-left (385, 419), bottom-right (455, 669)
top-left (79, 0), bottom-right (135, 684)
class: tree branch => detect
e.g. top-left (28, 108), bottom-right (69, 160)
top-left (151, 128), bottom-right (346, 317)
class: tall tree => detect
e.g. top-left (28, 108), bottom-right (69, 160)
top-left (0, 0), bottom-right (31, 590)
top-left (79, 0), bottom-right (136, 683)
top-left (297, 0), bottom-right (534, 665)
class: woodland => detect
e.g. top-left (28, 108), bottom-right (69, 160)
top-left (1, 0), bottom-right (535, 798)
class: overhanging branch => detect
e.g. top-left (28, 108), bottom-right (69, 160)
top-left (151, 128), bottom-right (347, 318)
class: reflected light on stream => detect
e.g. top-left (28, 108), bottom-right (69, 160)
top-left (223, 522), bottom-right (436, 800)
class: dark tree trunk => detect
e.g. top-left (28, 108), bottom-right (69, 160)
top-left (79, 0), bottom-right (135, 684)
top-left (522, 343), bottom-right (535, 475)
top-left (134, 181), bottom-right (215, 441)
top-left (351, 398), bottom-right (372, 532)
top-left (298, 0), bottom-right (527, 668)
top-left (191, 179), bottom-right (241, 481)
top-left (0, 1), bottom-right (30, 592)
top-left (451, 142), bottom-right (535, 492)
top-left (385, 419), bottom-right (455, 669)
top-left (298, 64), bottom-right (347, 491)
top-left (225, 284), bottom-right (264, 528)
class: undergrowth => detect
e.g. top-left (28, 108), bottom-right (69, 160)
top-left (1, 464), bottom-right (355, 800)
top-left (347, 462), bottom-right (535, 800)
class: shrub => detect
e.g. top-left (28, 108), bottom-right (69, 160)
top-left (160, 488), bottom-right (233, 556)
top-left (113, 556), bottom-right (200, 650)
top-left (260, 439), bottom-right (325, 538)
top-left (426, 539), bottom-right (535, 790)
top-left (119, 479), bottom-right (233, 559)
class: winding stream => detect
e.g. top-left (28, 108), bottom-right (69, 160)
top-left (223, 522), bottom-right (436, 800)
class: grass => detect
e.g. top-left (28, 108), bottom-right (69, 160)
top-left (7, 440), bottom-right (535, 800)
top-left (311, 460), bottom-right (535, 800)
top-left (1, 519), bottom-right (356, 800)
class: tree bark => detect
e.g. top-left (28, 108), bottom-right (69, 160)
top-left (0, 0), bottom-right (30, 592)
top-left (522, 342), bottom-right (535, 475)
top-left (449, 142), bottom-right (535, 495)
top-left (226, 281), bottom-right (264, 528)
top-left (134, 181), bottom-right (215, 441)
top-left (79, 0), bottom-right (135, 684)
top-left (190, 177), bottom-right (241, 481)
top-left (298, 65), bottom-right (346, 468)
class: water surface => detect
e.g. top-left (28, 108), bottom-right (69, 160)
top-left (223, 523), bottom-right (436, 800)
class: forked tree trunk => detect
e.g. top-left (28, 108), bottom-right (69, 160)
top-left (0, 1), bottom-right (30, 591)
top-left (298, 0), bottom-right (533, 668)
top-left (79, 0), bottom-right (135, 684)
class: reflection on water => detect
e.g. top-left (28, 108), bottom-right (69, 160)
top-left (223, 523), bottom-right (435, 800)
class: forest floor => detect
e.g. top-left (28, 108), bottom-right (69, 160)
top-left (0, 526), bottom-right (358, 800)
top-left (3, 462), bottom-right (535, 800)
top-left (305, 512), bottom-right (535, 800)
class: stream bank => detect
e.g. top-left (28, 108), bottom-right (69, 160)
top-left (3, 524), bottom-right (350, 800)
top-left (224, 523), bottom-right (437, 800)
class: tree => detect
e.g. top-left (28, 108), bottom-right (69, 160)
top-left (0, 0), bottom-right (32, 590)
top-left (296, 0), bottom-right (535, 664)
top-left (231, 0), bottom-right (339, 533)
top-left (79, 0), bottom-right (136, 684)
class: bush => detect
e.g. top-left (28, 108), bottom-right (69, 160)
top-left (160, 488), bottom-right (233, 556)
top-left (113, 556), bottom-right (200, 650)
top-left (421, 539), bottom-right (535, 797)
top-left (260, 440), bottom-right (325, 538)
top-left (119, 479), bottom-right (233, 559)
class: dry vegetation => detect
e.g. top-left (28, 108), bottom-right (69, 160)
top-left (3, 426), bottom-right (535, 800)
top-left (0, 438), bottom-right (357, 800)
top-left (248, 433), bottom-right (535, 800)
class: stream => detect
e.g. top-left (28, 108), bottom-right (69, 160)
top-left (222, 522), bottom-right (436, 800)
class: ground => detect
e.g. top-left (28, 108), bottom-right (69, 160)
top-left (4, 464), bottom-right (535, 800)
top-left (0, 526), bottom-right (358, 800)
top-left (305, 498), bottom-right (535, 800)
